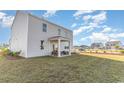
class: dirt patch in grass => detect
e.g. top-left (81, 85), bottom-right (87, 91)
top-left (5, 55), bottom-right (23, 60)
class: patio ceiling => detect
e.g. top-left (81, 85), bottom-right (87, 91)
top-left (48, 36), bottom-right (69, 41)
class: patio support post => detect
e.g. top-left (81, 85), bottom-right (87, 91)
top-left (69, 41), bottom-right (71, 55)
top-left (58, 39), bottom-right (61, 57)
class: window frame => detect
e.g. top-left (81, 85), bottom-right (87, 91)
top-left (42, 23), bottom-right (47, 32)
top-left (40, 40), bottom-right (44, 50)
top-left (58, 29), bottom-right (61, 35)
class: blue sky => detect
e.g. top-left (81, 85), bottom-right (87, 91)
top-left (0, 10), bottom-right (124, 46)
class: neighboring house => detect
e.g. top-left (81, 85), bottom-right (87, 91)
top-left (73, 46), bottom-right (81, 50)
top-left (9, 11), bottom-right (73, 58)
top-left (72, 45), bottom-right (90, 53)
top-left (122, 45), bottom-right (124, 49)
top-left (72, 46), bottom-right (81, 53)
top-left (105, 41), bottom-right (122, 49)
top-left (80, 45), bottom-right (90, 50)
top-left (91, 42), bottom-right (104, 49)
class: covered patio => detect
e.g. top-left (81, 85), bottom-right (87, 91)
top-left (48, 36), bottom-right (71, 57)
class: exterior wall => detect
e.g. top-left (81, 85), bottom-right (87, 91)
top-left (27, 14), bottom-right (73, 57)
top-left (9, 11), bottom-right (28, 57)
top-left (105, 41), bottom-right (122, 49)
top-left (91, 43), bottom-right (104, 49)
top-left (27, 15), bottom-right (50, 57)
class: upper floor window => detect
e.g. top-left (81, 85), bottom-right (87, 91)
top-left (65, 31), bottom-right (68, 37)
top-left (58, 29), bottom-right (61, 35)
top-left (43, 23), bottom-right (47, 32)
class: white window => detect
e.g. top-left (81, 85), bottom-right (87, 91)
top-left (43, 23), bottom-right (47, 32)
top-left (65, 31), bottom-right (68, 37)
top-left (58, 29), bottom-right (61, 35)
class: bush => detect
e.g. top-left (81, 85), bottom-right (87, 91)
top-left (120, 50), bottom-right (124, 54)
top-left (1, 48), bottom-right (10, 56)
top-left (1, 48), bottom-right (21, 57)
top-left (9, 51), bottom-right (21, 57)
top-left (104, 50), bottom-right (106, 53)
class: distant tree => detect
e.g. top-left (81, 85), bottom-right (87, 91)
top-left (115, 44), bottom-right (120, 53)
top-left (115, 45), bottom-right (120, 50)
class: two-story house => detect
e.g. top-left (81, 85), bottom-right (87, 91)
top-left (9, 11), bottom-right (73, 58)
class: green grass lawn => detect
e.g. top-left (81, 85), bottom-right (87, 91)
top-left (0, 54), bottom-right (124, 83)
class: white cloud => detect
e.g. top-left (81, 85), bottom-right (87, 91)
top-left (73, 40), bottom-right (81, 46)
top-left (43, 10), bottom-right (58, 18)
top-left (102, 27), bottom-right (112, 33)
top-left (80, 37), bottom-right (89, 41)
top-left (73, 11), bottom-right (108, 36)
top-left (84, 12), bottom-right (107, 31)
top-left (102, 25), bottom-right (108, 28)
top-left (83, 11), bottom-right (107, 31)
top-left (73, 27), bottom-right (84, 36)
top-left (2, 16), bottom-right (14, 27)
top-left (79, 32), bottom-right (110, 43)
top-left (101, 25), bottom-right (118, 33)
top-left (0, 12), bottom-right (6, 19)
top-left (71, 23), bottom-right (77, 28)
top-left (89, 32), bottom-right (109, 42)
top-left (73, 11), bottom-right (123, 44)
top-left (83, 15), bottom-right (91, 22)
top-left (92, 11), bottom-right (107, 24)
top-left (88, 22), bottom-right (99, 28)
top-left (73, 10), bottom-right (95, 19)
top-left (0, 12), bottom-right (14, 28)
top-left (73, 22), bottom-right (100, 36)
top-left (81, 11), bottom-right (107, 26)
top-left (83, 32), bottom-right (124, 43)
top-left (109, 33), bottom-right (124, 38)
top-left (73, 26), bottom-right (92, 36)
